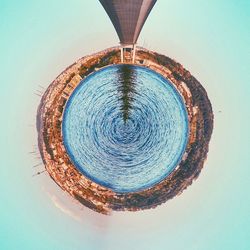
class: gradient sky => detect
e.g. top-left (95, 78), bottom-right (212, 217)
top-left (0, 1), bottom-right (250, 249)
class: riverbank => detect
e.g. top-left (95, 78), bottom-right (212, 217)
top-left (37, 47), bottom-right (213, 214)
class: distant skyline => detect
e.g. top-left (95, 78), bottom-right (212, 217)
top-left (1, 1), bottom-right (250, 249)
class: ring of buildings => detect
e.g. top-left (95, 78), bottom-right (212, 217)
top-left (37, 47), bottom-right (214, 214)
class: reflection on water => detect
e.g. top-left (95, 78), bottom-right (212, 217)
top-left (117, 65), bottom-right (137, 122)
top-left (62, 65), bottom-right (188, 193)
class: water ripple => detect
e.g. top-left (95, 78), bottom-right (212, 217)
top-left (62, 65), bottom-right (189, 193)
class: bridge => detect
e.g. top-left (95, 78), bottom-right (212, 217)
top-left (99, 0), bottom-right (157, 63)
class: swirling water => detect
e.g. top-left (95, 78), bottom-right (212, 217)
top-left (62, 65), bottom-right (188, 193)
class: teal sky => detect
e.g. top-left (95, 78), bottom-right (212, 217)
top-left (0, 1), bottom-right (250, 249)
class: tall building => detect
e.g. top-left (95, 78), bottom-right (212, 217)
top-left (99, 0), bottom-right (157, 62)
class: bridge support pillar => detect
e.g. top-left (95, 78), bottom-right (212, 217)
top-left (120, 47), bottom-right (124, 63)
top-left (132, 44), bottom-right (136, 63)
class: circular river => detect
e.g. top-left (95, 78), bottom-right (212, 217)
top-left (62, 65), bottom-right (189, 193)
